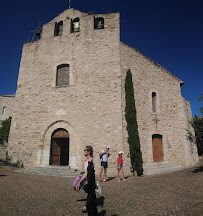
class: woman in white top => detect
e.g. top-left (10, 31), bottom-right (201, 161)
top-left (76, 146), bottom-right (98, 215)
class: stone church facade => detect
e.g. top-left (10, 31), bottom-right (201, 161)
top-left (6, 8), bottom-right (198, 175)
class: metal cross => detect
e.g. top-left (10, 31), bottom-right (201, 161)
top-left (153, 115), bottom-right (160, 131)
top-left (69, 0), bottom-right (72, 8)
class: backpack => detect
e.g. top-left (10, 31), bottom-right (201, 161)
top-left (99, 151), bottom-right (109, 160)
top-left (100, 150), bottom-right (105, 160)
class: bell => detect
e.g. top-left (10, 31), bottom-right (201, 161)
top-left (73, 22), bottom-right (80, 32)
top-left (97, 21), bottom-right (103, 29)
top-left (36, 29), bottom-right (41, 37)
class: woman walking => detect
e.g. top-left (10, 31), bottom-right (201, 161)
top-left (76, 146), bottom-right (98, 216)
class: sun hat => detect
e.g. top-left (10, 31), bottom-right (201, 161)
top-left (119, 151), bottom-right (124, 154)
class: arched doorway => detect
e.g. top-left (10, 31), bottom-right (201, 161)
top-left (152, 134), bottom-right (164, 162)
top-left (50, 128), bottom-right (69, 165)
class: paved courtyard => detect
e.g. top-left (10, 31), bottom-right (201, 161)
top-left (0, 160), bottom-right (203, 216)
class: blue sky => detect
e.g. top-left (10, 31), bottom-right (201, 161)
top-left (0, 0), bottom-right (202, 116)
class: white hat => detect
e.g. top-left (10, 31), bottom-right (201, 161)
top-left (106, 146), bottom-right (110, 149)
top-left (119, 151), bottom-right (124, 154)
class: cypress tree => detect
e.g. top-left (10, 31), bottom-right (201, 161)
top-left (125, 69), bottom-right (143, 176)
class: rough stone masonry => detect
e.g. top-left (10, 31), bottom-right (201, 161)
top-left (5, 8), bottom-right (198, 175)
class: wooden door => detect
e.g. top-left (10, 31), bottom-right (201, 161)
top-left (50, 129), bottom-right (69, 165)
top-left (52, 140), bottom-right (61, 165)
top-left (152, 135), bottom-right (163, 162)
top-left (60, 138), bottom-right (69, 165)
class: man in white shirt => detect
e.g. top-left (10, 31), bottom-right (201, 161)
top-left (99, 147), bottom-right (110, 182)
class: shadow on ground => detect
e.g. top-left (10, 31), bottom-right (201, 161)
top-left (98, 210), bottom-right (107, 215)
top-left (77, 196), bottom-right (107, 215)
top-left (106, 177), bottom-right (115, 182)
top-left (77, 198), bottom-right (87, 202)
top-left (192, 166), bottom-right (203, 173)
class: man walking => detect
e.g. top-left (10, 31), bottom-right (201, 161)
top-left (99, 147), bottom-right (110, 182)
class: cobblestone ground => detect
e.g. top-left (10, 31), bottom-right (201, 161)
top-left (0, 160), bottom-right (203, 216)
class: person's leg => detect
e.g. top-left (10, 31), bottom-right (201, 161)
top-left (121, 168), bottom-right (126, 181)
top-left (99, 167), bottom-right (103, 182)
top-left (117, 168), bottom-right (120, 182)
top-left (104, 168), bottom-right (107, 181)
top-left (86, 189), bottom-right (98, 216)
top-left (81, 206), bottom-right (87, 212)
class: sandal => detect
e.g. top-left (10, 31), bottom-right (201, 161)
top-left (80, 206), bottom-right (87, 213)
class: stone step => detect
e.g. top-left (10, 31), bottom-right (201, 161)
top-left (16, 166), bottom-right (82, 177)
top-left (144, 162), bottom-right (185, 175)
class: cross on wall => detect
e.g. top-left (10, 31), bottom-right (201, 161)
top-left (153, 115), bottom-right (160, 131)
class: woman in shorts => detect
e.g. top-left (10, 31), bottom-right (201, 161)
top-left (117, 151), bottom-right (126, 182)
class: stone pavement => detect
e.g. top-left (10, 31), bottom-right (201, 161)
top-left (0, 160), bottom-right (203, 216)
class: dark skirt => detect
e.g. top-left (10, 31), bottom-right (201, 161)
top-left (85, 160), bottom-right (98, 216)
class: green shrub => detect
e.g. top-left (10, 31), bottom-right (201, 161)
top-left (0, 117), bottom-right (12, 143)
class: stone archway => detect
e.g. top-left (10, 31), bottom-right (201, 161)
top-left (37, 120), bottom-right (81, 170)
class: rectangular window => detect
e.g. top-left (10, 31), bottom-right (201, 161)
top-left (54, 21), bottom-right (63, 36)
top-left (71, 18), bottom-right (80, 33)
top-left (56, 64), bottom-right (70, 87)
top-left (152, 92), bottom-right (156, 113)
top-left (2, 107), bottom-right (7, 115)
top-left (94, 17), bottom-right (104, 29)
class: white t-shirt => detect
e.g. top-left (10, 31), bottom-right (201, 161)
top-left (84, 159), bottom-right (95, 172)
top-left (101, 150), bottom-right (109, 162)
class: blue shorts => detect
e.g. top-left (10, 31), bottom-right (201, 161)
top-left (118, 164), bottom-right (123, 169)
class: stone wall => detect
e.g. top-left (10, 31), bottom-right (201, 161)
top-left (7, 8), bottom-right (198, 175)
top-left (180, 98), bottom-right (199, 165)
top-left (0, 144), bottom-right (7, 160)
top-left (8, 9), bottom-right (124, 174)
top-left (120, 42), bottom-right (198, 168)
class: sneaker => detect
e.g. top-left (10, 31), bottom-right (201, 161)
top-left (122, 179), bottom-right (126, 182)
top-left (118, 179), bottom-right (120, 182)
